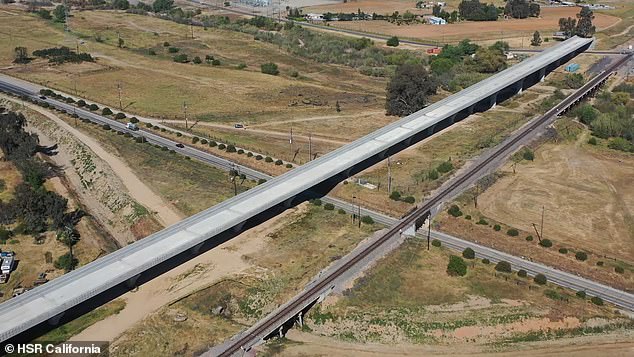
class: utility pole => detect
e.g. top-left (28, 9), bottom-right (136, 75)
top-left (183, 101), bottom-right (188, 129)
top-left (540, 205), bottom-right (545, 241)
top-left (352, 195), bottom-right (357, 225)
top-left (308, 132), bottom-right (312, 162)
top-left (231, 176), bottom-right (237, 196)
top-left (427, 214), bottom-right (431, 250)
top-left (191, 23), bottom-right (194, 39)
top-left (474, 184), bottom-right (479, 208)
top-left (387, 156), bottom-right (392, 194)
top-left (289, 126), bottom-right (293, 161)
top-left (116, 82), bottom-right (123, 111)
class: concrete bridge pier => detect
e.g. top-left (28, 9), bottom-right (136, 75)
top-left (489, 94), bottom-right (498, 109)
top-left (539, 68), bottom-right (546, 82)
top-left (190, 242), bottom-right (204, 255)
top-left (47, 312), bottom-right (65, 326)
top-left (297, 311), bottom-right (303, 328)
top-left (232, 221), bottom-right (246, 233)
top-left (126, 273), bottom-right (141, 288)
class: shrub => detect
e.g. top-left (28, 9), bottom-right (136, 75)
top-left (247, 152), bottom-right (253, 157)
top-left (114, 112), bottom-right (126, 120)
top-left (88, 104), bottom-right (99, 111)
top-left (476, 218), bottom-right (488, 225)
top-left (285, 163), bottom-right (293, 168)
top-left (447, 255), bottom-right (467, 277)
top-left (135, 137), bottom-right (146, 143)
top-left (389, 191), bottom-right (401, 201)
top-left (193, 56), bottom-right (202, 64)
top-left (588, 137), bottom-right (597, 145)
top-left (517, 269), bottom-right (527, 277)
top-left (448, 204), bottom-right (463, 217)
top-left (402, 196), bottom-right (415, 204)
top-left (427, 169), bottom-right (439, 180)
top-left (212, 59), bottom-right (221, 66)
top-left (102, 107), bottom-right (113, 115)
top-left (290, 70), bottom-right (299, 78)
top-left (226, 144), bottom-right (237, 153)
top-left (0, 226), bottom-right (11, 242)
top-left (261, 62), bottom-right (279, 75)
top-left (255, 155), bottom-right (263, 160)
top-left (192, 137), bottom-right (199, 144)
top-left (338, 208), bottom-right (346, 214)
top-left (148, 49), bottom-right (156, 55)
top-left (576, 290), bottom-right (586, 299)
top-left (265, 156), bottom-right (273, 163)
top-left (54, 253), bottom-right (79, 271)
top-left (539, 239), bottom-right (553, 247)
top-left (200, 139), bottom-right (208, 145)
top-left (558, 247), bottom-right (568, 254)
top-left (522, 148), bottom-right (535, 161)
top-left (163, 41), bottom-right (170, 47)
top-left (437, 160), bottom-right (454, 173)
top-left (130, 117), bottom-right (139, 123)
top-left (431, 239), bottom-right (441, 247)
top-left (615, 266), bottom-right (625, 274)
top-left (76, 99), bottom-right (86, 107)
top-left (575, 251), bottom-right (588, 261)
top-left (324, 203), bottom-right (335, 210)
top-left (168, 47), bottom-right (180, 53)
top-left (525, 235), bottom-right (534, 241)
top-left (237, 63), bottom-right (247, 69)
top-left (386, 36), bottom-right (400, 47)
top-left (145, 122), bottom-right (153, 128)
top-left (173, 54), bottom-right (188, 63)
top-left (482, 258), bottom-right (490, 264)
top-left (275, 159), bottom-right (283, 165)
top-left (361, 215), bottom-right (374, 225)
top-left (495, 261), bottom-right (512, 273)
top-left (218, 143), bottom-right (226, 150)
top-left (493, 224), bottom-right (501, 231)
top-left (209, 141), bottom-right (217, 147)
top-left (590, 296), bottom-right (603, 306)
top-left (534, 273), bottom-right (547, 285)
top-left (311, 199), bottom-right (322, 206)
top-left (462, 247), bottom-right (475, 259)
top-left (507, 228), bottom-right (519, 237)
top-left (102, 124), bottom-right (111, 130)
top-left (238, 149), bottom-right (244, 154)
top-left (464, 215), bottom-right (472, 220)
top-left (596, 261), bottom-right (604, 266)
top-left (257, 178), bottom-right (267, 184)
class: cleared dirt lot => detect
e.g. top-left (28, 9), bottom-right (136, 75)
top-left (326, 7), bottom-right (620, 42)
top-left (478, 137), bottom-right (634, 263)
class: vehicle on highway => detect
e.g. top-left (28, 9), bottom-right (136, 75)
top-left (126, 122), bottom-right (139, 131)
top-left (234, 123), bottom-right (244, 129)
top-left (1, 256), bottom-right (14, 275)
top-left (39, 96), bottom-right (46, 100)
top-left (176, 143), bottom-right (185, 148)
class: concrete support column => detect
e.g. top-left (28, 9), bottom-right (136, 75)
top-left (467, 105), bottom-right (475, 115)
top-left (283, 196), bottom-right (295, 208)
top-left (297, 312), bottom-right (303, 328)
top-left (232, 221), bottom-right (245, 233)
top-left (489, 94), bottom-right (497, 109)
top-left (448, 114), bottom-right (456, 125)
top-left (48, 312), bottom-right (65, 326)
top-left (278, 326), bottom-right (284, 338)
top-left (190, 242), bottom-right (204, 255)
top-left (126, 273), bottom-right (141, 288)
top-left (539, 68), bottom-right (546, 82)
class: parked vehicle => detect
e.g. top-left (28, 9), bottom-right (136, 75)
top-left (39, 96), bottom-right (46, 100)
top-left (176, 143), bottom-right (185, 148)
top-left (1, 256), bottom-right (14, 274)
top-left (126, 122), bottom-right (139, 131)
top-left (234, 123), bottom-right (244, 129)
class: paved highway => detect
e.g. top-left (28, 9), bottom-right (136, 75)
top-left (0, 37), bottom-right (619, 344)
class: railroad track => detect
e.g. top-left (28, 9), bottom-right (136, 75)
top-left (215, 54), bottom-right (632, 356)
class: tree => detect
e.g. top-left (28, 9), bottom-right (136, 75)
top-left (54, 253), bottom-right (78, 271)
top-left (102, 107), bottom-right (113, 115)
top-left (37, 9), bottom-right (52, 20)
top-left (324, 203), bottom-right (335, 210)
top-left (173, 54), bottom-right (188, 63)
top-left (533, 273), bottom-right (547, 285)
top-left (361, 215), bottom-right (374, 224)
top-left (462, 247), bottom-right (475, 259)
top-left (447, 255), bottom-right (468, 276)
top-left (448, 204), bottom-right (463, 217)
top-left (531, 31), bottom-right (542, 46)
top-left (261, 62), bottom-right (279, 75)
top-left (590, 296), bottom-right (603, 305)
top-left (13, 47), bottom-right (29, 64)
top-left (539, 239), bottom-right (553, 247)
top-left (386, 36), bottom-right (400, 47)
top-left (495, 261), bottom-right (512, 273)
top-left (118, 37), bottom-right (125, 48)
top-left (193, 56), bottom-right (202, 64)
top-left (575, 251), bottom-right (588, 261)
top-left (53, 5), bottom-right (67, 23)
top-left (385, 64), bottom-right (438, 116)
top-left (152, 0), bottom-right (173, 13)
top-left (559, 17), bottom-right (576, 38)
top-left (112, 0), bottom-right (130, 10)
top-left (576, 6), bottom-right (595, 38)
top-left (517, 269), bottom-right (527, 277)
top-left (431, 239), bottom-right (441, 247)
top-left (507, 228), bottom-right (519, 237)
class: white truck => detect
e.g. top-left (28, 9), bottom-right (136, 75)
top-left (1, 256), bottom-right (13, 274)
top-left (126, 122), bottom-right (139, 131)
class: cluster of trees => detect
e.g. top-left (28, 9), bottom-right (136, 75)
top-left (504, 0), bottom-right (540, 19)
top-left (433, 5), bottom-right (459, 23)
top-left (385, 64), bottom-right (438, 116)
top-left (0, 111), bottom-right (84, 238)
top-left (32, 47), bottom-right (94, 64)
top-left (559, 7), bottom-right (596, 38)
top-left (458, 0), bottom-right (499, 21)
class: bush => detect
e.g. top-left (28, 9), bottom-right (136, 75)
top-left (145, 122), bottom-right (153, 128)
top-left (462, 247), bottom-right (475, 259)
top-left (447, 255), bottom-right (467, 276)
top-left (525, 235), bottom-right (534, 242)
top-left (265, 156), bottom-right (273, 163)
top-left (192, 137), bottom-right (199, 144)
top-left (495, 261), bottom-right (512, 273)
top-left (218, 143), bottom-right (226, 150)
top-left (237, 63), bottom-right (247, 69)
top-left (493, 224), bottom-right (501, 231)
top-left (506, 228), bottom-right (519, 237)
top-left (576, 290), bottom-right (586, 299)
top-left (226, 144), bottom-right (237, 153)
top-left (247, 152), bottom-right (253, 157)
top-left (464, 215), bottom-right (472, 220)
top-left (311, 199), bottom-right (322, 206)
top-left (102, 124), bottom-right (111, 130)
top-left (575, 251), bottom-right (588, 261)
top-left (389, 191), bottom-right (401, 201)
top-left (237, 149), bottom-right (244, 154)
top-left (324, 203), bottom-right (335, 210)
top-left (193, 56), bottom-right (202, 64)
top-left (209, 141), bottom-right (217, 147)
top-left (285, 163), bottom-right (293, 168)
top-left (596, 261), bottom-right (604, 266)
top-left (54, 253), bottom-right (78, 271)
top-left (615, 266), bottom-right (625, 274)
top-left (476, 218), bottom-right (488, 225)
top-left (76, 99), bottom-right (86, 107)
top-left (517, 269), bottom-right (527, 277)
top-left (431, 239), bottom-right (441, 247)
top-left (590, 296), bottom-right (603, 306)
top-left (588, 137), bottom-right (597, 145)
top-left (482, 258), bottom-right (490, 264)
top-left (0, 226), bottom-right (11, 242)
top-left (148, 49), bottom-right (156, 55)
top-left (102, 107), bottom-right (113, 115)
top-left (448, 204), bottom-right (463, 217)
top-left (290, 70), bottom-right (299, 78)
top-left (437, 160), bottom-right (454, 173)
top-left (261, 62), bottom-right (279, 75)
top-left (163, 41), bottom-right (170, 47)
top-left (211, 59), bottom-right (221, 66)
top-left (361, 215), bottom-right (374, 225)
top-left (168, 47), bottom-right (180, 53)
top-left (522, 148), bottom-right (535, 161)
top-left (533, 273), bottom-right (547, 285)
top-left (173, 54), bottom-right (188, 63)
top-left (257, 178), bottom-right (267, 184)
top-left (255, 155), bottom-right (263, 160)
top-left (558, 247), bottom-right (568, 254)
top-left (386, 36), bottom-right (400, 47)
top-left (275, 159), bottom-right (283, 165)
top-left (88, 104), bottom-right (99, 111)
top-left (130, 117), bottom-right (139, 123)
top-left (539, 239), bottom-right (553, 247)
top-left (338, 208), bottom-right (346, 214)
top-left (402, 196), bottom-right (415, 204)
top-left (200, 139), bottom-right (208, 145)
top-left (114, 112), bottom-right (126, 120)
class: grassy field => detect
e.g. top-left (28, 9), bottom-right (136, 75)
top-left (0, 7), bottom-right (386, 124)
top-left (298, 238), bottom-right (632, 349)
top-left (111, 203), bottom-right (382, 355)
